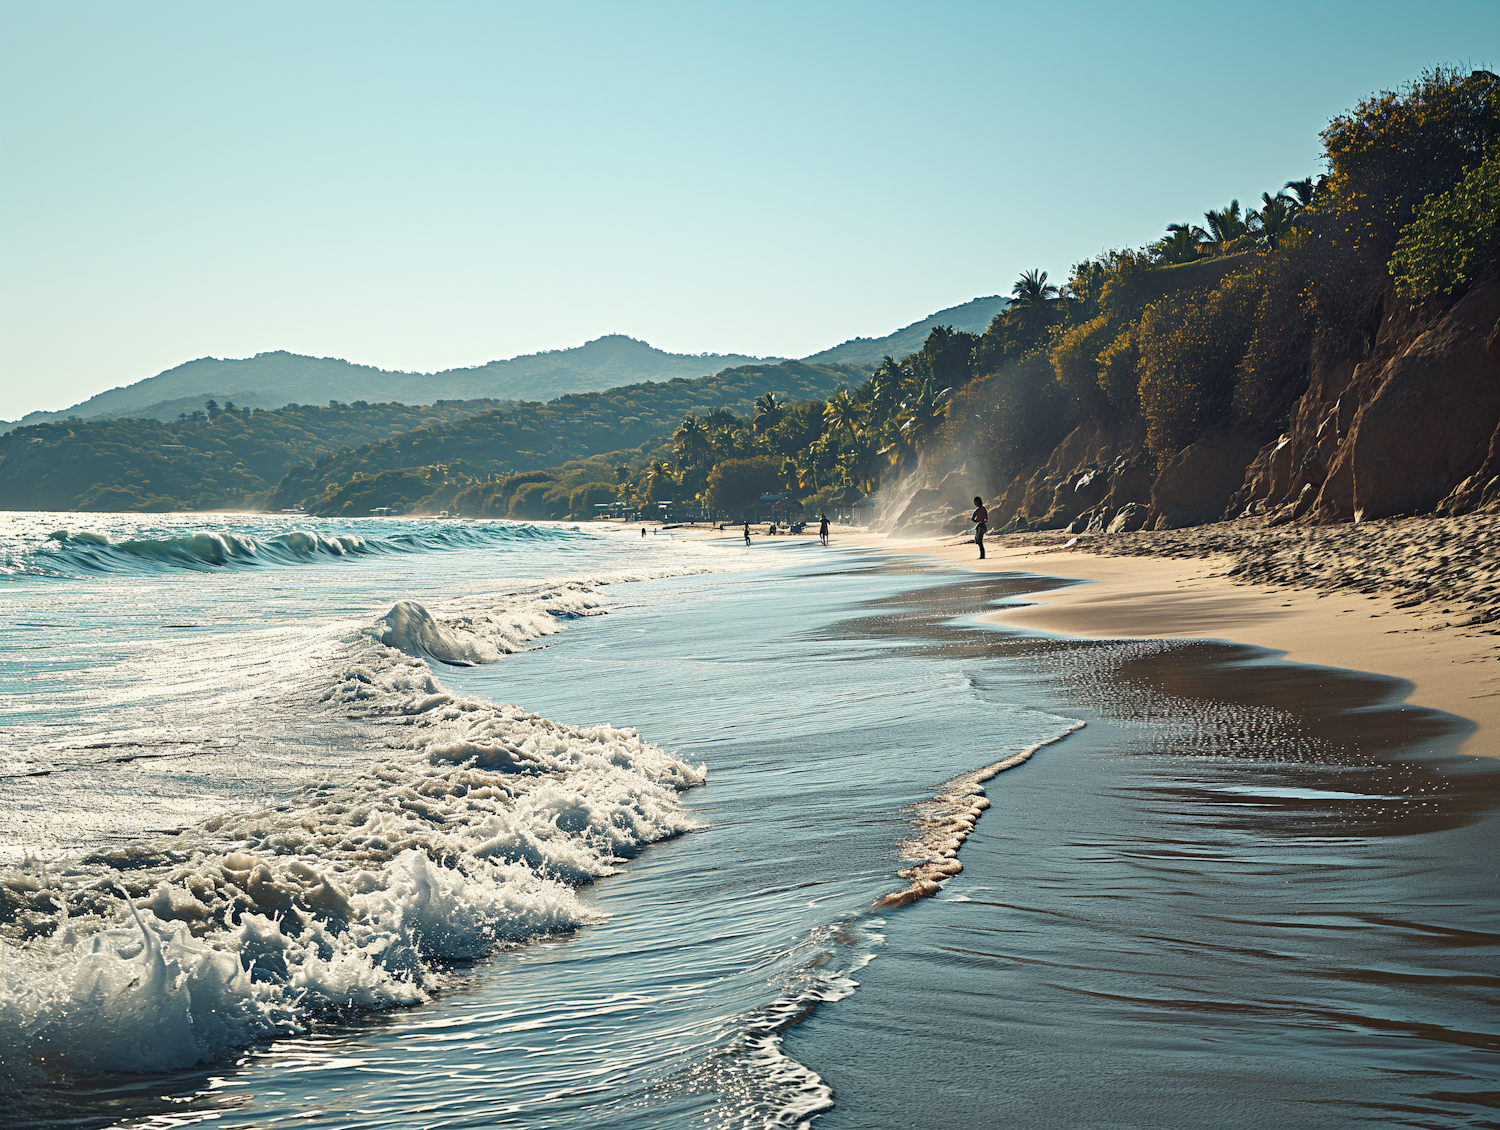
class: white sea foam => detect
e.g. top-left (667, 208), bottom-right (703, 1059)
top-left (878, 722), bottom-right (1087, 907)
top-left (0, 576), bottom-right (706, 1082)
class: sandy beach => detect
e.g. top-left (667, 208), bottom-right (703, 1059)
top-left (817, 514), bottom-right (1500, 758)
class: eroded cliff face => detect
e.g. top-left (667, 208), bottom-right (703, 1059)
top-left (881, 272), bottom-right (1500, 539)
top-left (876, 271), bottom-right (1500, 540)
top-left (873, 420), bottom-right (1156, 537)
top-left (1231, 274), bottom-right (1500, 526)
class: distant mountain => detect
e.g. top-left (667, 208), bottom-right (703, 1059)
top-left (4, 294), bottom-right (1010, 431)
top-left (801, 295), bottom-right (1009, 367)
top-left (5, 336), bottom-right (781, 429)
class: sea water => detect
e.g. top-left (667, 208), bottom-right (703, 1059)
top-left (2, 513), bottom-right (1498, 1129)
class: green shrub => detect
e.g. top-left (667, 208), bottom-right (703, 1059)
top-left (1095, 326), bottom-right (1140, 416)
top-left (1322, 68), bottom-right (1499, 242)
top-left (508, 481), bottom-right (557, 519)
top-left (1306, 68), bottom-right (1500, 349)
top-left (1048, 314), bottom-right (1113, 409)
top-left (568, 482), bottom-right (616, 518)
top-left (704, 456), bottom-right (780, 517)
top-left (1138, 270), bottom-right (1264, 464)
top-left (1390, 149), bottom-right (1500, 299)
top-left (1232, 238), bottom-right (1316, 424)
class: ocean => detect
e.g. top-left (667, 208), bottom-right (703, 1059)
top-left (2, 513), bottom-right (1498, 1129)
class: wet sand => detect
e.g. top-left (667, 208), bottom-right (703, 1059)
top-left (819, 520), bottom-right (1500, 759)
top-left (771, 547), bottom-right (1500, 1129)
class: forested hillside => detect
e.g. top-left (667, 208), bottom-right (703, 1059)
top-left (603, 68), bottom-right (1500, 537)
top-left (6, 335), bottom-right (779, 428)
top-left (0, 358), bottom-right (864, 513)
top-left (0, 398), bottom-right (513, 512)
top-left (271, 360), bottom-right (864, 513)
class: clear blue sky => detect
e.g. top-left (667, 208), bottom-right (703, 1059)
top-left (1, 0), bottom-right (1494, 419)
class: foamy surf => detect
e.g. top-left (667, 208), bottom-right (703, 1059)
top-left (21, 520), bottom-right (586, 576)
top-left (878, 722), bottom-right (1087, 907)
top-left (0, 577), bottom-right (705, 1085)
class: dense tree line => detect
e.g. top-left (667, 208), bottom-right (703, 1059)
top-left (602, 339), bottom-right (967, 520)
top-left (272, 360), bottom-right (862, 513)
top-left (0, 398), bottom-right (511, 511)
top-left (933, 66), bottom-right (1500, 480)
top-left (0, 358), bottom-right (861, 514)
top-left (616, 68), bottom-right (1500, 526)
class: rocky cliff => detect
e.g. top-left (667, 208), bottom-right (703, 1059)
top-left (1231, 275), bottom-right (1500, 525)
top-left (879, 270), bottom-right (1500, 539)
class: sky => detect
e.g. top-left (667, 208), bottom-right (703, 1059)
top-left (1, 0), bottom-right (1495, 420)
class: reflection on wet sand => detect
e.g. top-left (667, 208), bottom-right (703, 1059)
top-left (797, 568), bottom-right (1500, 1130)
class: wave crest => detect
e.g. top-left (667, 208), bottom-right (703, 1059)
top-left (29, 520), bottom-right (581, 575)
top-left (0, 583), bottom-right (704, 1082)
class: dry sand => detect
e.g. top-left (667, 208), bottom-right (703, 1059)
top-left (836, 515), bottom-right (1500, 758)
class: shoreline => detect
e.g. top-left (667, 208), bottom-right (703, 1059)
top-left (826, 527), bottom-right (1500, 759)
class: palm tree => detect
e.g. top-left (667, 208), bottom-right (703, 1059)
top-left (897, 378), bottom-right (952, 449)
top-left (672, 414), bottom-right (712, 468)
top-left (1010, 269), bottom-right (1059, 308)
top-left (1248, 191), bottom-right (1294, 250)
top-left (753, 392), bottom-right (785, 434)
top-left (1202, 200), bottom-right (1248, 252)
top-left (823, 389), bottom-right (864, 444)
top-left (639, 459), bottom-right (672, 504)
top-left (1284, 177), bottom-right (1317, 211)
top-left (868, 357), bottom-right (908, 422)
top-left (1154, 224), bottom-right (1208, 264)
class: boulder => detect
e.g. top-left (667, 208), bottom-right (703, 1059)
top-left (1042, 466), bottom-right (1112, 528)
top-left (1106, 502), bottom-right (1148, 533)
top-left (1066, 503), bottom-right (1113, 534)
top-left (1347, 279), bottom-right (1500, 521)
top-left (1149, 431), bottom-right (1263, 529)
top-left (1101, 452), bottom-right (1154, 512)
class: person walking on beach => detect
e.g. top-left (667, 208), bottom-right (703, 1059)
top-left (971, 496), bottom-right (988, 560)
top-left (743, 521), bottom-right (751, 546)
top-left (819, 514), bottom-right (830, 545)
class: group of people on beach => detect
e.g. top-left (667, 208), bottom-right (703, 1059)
top-left (740, 515), bottom-right (832, 546)
top-left (729, 504), bottom-right (986, 556)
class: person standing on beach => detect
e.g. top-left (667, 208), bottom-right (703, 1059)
top-left (743, 521), bottom-right (751, 545)
top-left (971, 496), bottom-right (988, 559)
top-left (819, 514), bottom-right (830, 545)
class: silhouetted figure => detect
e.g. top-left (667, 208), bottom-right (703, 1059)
top-left (641, 527), bottom-right (647, 538)
top-left (743, 522), bottom-right (751, 545)
top-left (819, 514), bottom-right (829, 545)
top-left (971, 496), bottom-right (988, 559)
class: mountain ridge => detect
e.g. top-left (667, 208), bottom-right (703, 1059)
top-left (4, 336), bottom-right (779, 429)
top-left (802, 294), bottom-right (1009, 367)
top-left (4, 294), bottom-right (1010, 429)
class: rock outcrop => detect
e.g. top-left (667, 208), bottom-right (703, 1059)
top-left (1347, 280), bottom-right (1500, 520)
top-left (875, 461), bottom-right (981, 535)
top-left (1150, 431), bottom-right (1261, 529)
top-left (882, 270), bottom-right (1500, 540)
top-left (999, 421), bottom-right (1153, 534)
top-left (1229, 274), bottom-right (1500, 528)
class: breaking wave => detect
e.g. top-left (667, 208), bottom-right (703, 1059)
top-left (0, 581), bottom-right (704, 1086)
top-left (23, 520), bottom-right (582, 576)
